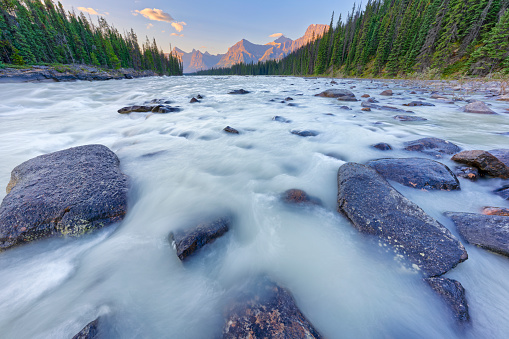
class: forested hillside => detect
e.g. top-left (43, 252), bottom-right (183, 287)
top-left (0, 0), bottom-right (182, 75)
top-left (197, 0), bottom-right (509, 78)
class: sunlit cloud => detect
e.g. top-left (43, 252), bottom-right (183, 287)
top-left (77, 7), bottom-right (103, 16)
top-left (146, 23), bottom-right (154, 29)
top-left (171, 33), bottom-right (184, 37)
top-left (269, 33), bottom-right (283, 38)
top-left (171, 21), bottom-right (186, 32)
top-left (133, 8), bottom-right (174, 23)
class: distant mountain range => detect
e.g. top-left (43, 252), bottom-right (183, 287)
top-left (171, 24), bottom-right (328, 73)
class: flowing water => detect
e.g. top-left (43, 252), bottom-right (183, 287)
top-left (0, 76), bottom-right (508, 338)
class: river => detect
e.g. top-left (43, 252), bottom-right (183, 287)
top-left (0, 76), bottom-right (508, 338)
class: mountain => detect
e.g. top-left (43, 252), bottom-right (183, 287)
top-left (173, 24), bottom-right (327, 73)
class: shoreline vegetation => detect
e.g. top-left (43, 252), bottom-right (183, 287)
top-left (0, 0), bottom-right (182, 76)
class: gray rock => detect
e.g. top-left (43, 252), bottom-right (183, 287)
top-left (223, 277), bottom-right (322, 339)
top-left (366, 158), bottom-right (460, 191)
top-left (404, 138), bottom-right (461, 158)
top-left (451, 150), bottom-right (509, 179)
top-left (272, 116), bottom-right (291, 123)
top-left (393, 115), bottom-right (428, 121)
top-left (72, 318), bottom-right (99, 339)
top-left (228, 89), bottom-right (250, 94)
top-left (445, 212), bottom-right (509, 256)
top-left (281, 189), bottom-right (321, 206)
top-left (290, 130), bottom-right (319, 137)
top-left (169, 217), bottom-right (230, 261)
top-left (0, 145), bottom-right (128, 251)
top-left (315, 89), bottom-right (356, 101)
top-left (380, 89), bottom-right (393, 96)
top-left (403, 101), bottom-right (435, 107)
top-left (337, 163), bottom-right (467, 277)
top-left (372, 143), bottom-right (392, 151)
top-left (494, 185), bottom-right (509, 200)
top-left (463, 101), bottom-right (496, 114)
top-left (117, 105), bottom-right (153, 114)
top-left (223, 126), bottom-right (240, 134)
top-left (425, 277), bottom-right (469, 323)
top-left (488, 149), bottom-right (509, 167)
top-left (454, 166), bottom-right (480, 181)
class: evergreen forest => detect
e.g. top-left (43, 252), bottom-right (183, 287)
top-left (0, 0), bottom-right (182, 75)
top-left (196, 0), bottom-right (509, 78)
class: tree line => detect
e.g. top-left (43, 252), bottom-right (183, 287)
top-left (0, 0), bottom-right (182, 75)
top-left (196, 0), bottom-right (509, 78)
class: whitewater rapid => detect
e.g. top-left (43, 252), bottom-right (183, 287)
top-left (0, 76), bottom-right (508, 338)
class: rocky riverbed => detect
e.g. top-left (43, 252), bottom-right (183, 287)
top-left (0, 75), bottom-right (508, 338)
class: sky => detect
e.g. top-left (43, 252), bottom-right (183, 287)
top-left (59, 1), bottom-right (358, 55)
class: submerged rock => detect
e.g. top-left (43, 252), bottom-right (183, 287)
top-left (169, 217), bottom-right (230, 261)
top-left (337, 163), bottom-right (467, 277)
top-left (272, 116), bottom-right (291, 123)
top-left (223, 126), bottom-right (240, 134)
top-left (0, 145), bottom-right (128, 251)
top-left (366, 158), bottom-right (460, 191)
top-left (151, 105), bottom-right (181, 113)
top-left (454, 166), bottom-right (480, 181)
top-left (361, 94), bottom-right (370, 98)
top-left (372, 143), bottom-right (392, 151)
top-left (404, 137), bottom-right (461, 158)
top-left (445, 212), bottom-right (509, 257)
top-left (482, 207), bottom-right (509, 216)
top-left (281, 189), bottom-right (321, 206)
top-left (380, 89), bottom-right (393, 96)
top-left (494, 185), bottom-right (509, 200)
top-left (72, 318), bottom-right (100, 339)
top-left (393, 115), bottom-right (428, 121)
top-left (315, 89), bottom-right (356, 101)
top-left (117, 105), bottom-right (152, 114)
top-left (228, 89), bottom-right (250, 94)
top-left (425, 277), bottom-right (469, 323)
top-left (190, 97), bottom-right (199, 103)
top-left (222, 278), bottom-right (322, 339)
top-left (290, 130), bottom-right (319, 137)
top-left (403, 101), bottom-right (435, 107)
top-left (463, 101), bottom-right (496, 114)
top-left (451, 150), bottom-right (509, 179)
top-left (488, 149), bottom-right (509, 167)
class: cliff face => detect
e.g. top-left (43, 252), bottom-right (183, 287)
top-left (173, 24), bottom-right (327, 73)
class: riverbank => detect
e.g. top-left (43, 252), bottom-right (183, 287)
top-left (0, 64), bottom-right (159, 83)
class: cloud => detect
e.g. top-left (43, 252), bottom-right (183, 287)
top-left (134, 8), bottom-right (174, 23)
top-left (146, 23), bottom-right (154, 29)
top-left (78, 7), bottom-right (100, 15)
top-left (171, 33), bottom-right (184, 37)
top-left (171, 21), bottom-right (186, 32)
top-left (269, 33), bottom-right (283, 38)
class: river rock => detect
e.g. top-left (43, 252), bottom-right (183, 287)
top-left (403, 101), bottom-right (435, 107)
top-left (425, 277), bottom-right (469, 323)
top-left (361, 94), bottom-right (370, 98)
top-left (454, 166), bottom-right (480, 181)
top-left (190, 97), bottom-right (199, 103)
top-left (445, 212), bottom-right (509, 256)
top-left (404, 137), bottom-right (461, 158)
top-left (494, 185), bottom-right (509, 200)
top-left (272, 116), bottom-right (291, 123)
top-left (488, 149), bottom-right (509, 167)
top-left (462, 101), bottom-right (496, 114)
top-left (0, 145), bottom-right (128, 251)
top-left (197, 94), bottom-right (203, 99)
top-left (451, 150), bottom-right (509, 179)
top-left (291, 130), bottom-right (319, 137)
top-left (482, 207), bottom-right (509, 216)
top-left (223, 126), bottom-right (240, 134)
top-left (367, 97), bottom-right (379, 103)
top-left (169, 217), bottom-right (230, 261)
top-left (393, 115), bottom-right (428, 121)
top-left (151, 105), bottom-right (181, 113)
top-left (315, 89), bottom-right (356, 101)
top-left (285, 97), bottom-right (293, 101)
top-left (366, 158), bottom-right (460, 191)
top-left (72, 318), bottom-right (100, 339)
top-left (361, 107), bottom-right (371, 111)
top-left (228, 89), bottom-right (250, 94)
top-left (372, 142), bottom-right (392, 150)
top-left (222, 278), bottom-right (322, 339)
top-left (117, 105), bottom-right (153, 114)
top-left (380, 89), bottom-right (393, 96)
top-left (281, 189), bottom-right (321, 206)
top-left (337, 163), bottom-right (467, 277)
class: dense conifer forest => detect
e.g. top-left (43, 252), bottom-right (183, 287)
top-left (197, 0), bottom-right (509, 78)
top-left (0, 0), bottom-right (182, 75)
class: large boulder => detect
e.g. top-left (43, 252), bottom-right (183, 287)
top-left (366, 158), bottom-right (460, 191)
top-left (425, 277), bottom-right (469, 323)
top-left (315, 89), bottom-right (356, 101)
top-left (169, 217), bottom-right (230, 261)
top-left (462, 101), bottom-right (496, 114)
top-left (222, 278), bottom-right (322, 339)
top-left (404, 137), bottom-right (461, 158)
top-left (445, 212), bottom-right (509, 257)
top-left (0, 145), bottom-right (128, 251)
top-left (451, 150), bottom-right (509, 179)
top-left (72, 318), bottom-right (100, 339)
top-left (337, 163), bottom-right (467, 277)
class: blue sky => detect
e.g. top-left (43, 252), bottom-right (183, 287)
top-left (60, 1), bottom-right (357, 54)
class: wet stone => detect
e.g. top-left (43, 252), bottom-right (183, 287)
top-left (488, 149), bottom-right (509, 167)
top-left (169, 217), bottom-right (230, 261)
top-left (228, 89), bottom-right (250, 94)
top-left (393, 115), bottom-right (428, 121)
top-left (494, 185), bottom-right (509, 200)
top-left (0, 145), bottom-right (128, 251)
top-left (223, 126), bottom-right (240, 134)
top-left (337, 163), bottom-right (468, 277)
top-left (380, 89), bottom-right (393, 96)
top-left (339, 106), bottom-right (352, 110)
top-left (372, 143), bottom-right (392, 151)
top-left (454, 166), bottom-right (480, 181)
top-left (72, 318), bottom-right (100, 339)
top-left (482, 207), bottom-right (509, 216)
top-left (361, 94), bottom-right (370, 98)
top-left (403, 101), bottom-right (435, 107)
top-left (222, 278), bottom-right (323, 339)
top-left (463, 101), bottom-right (496, 114)
top-left (361, 107), bottom-right (371, 111)
top-left (366, 158), bottom-right (460, 191)
top-left (285, 97), bottom-right (293, 101)
top-left (425, 277), bottom-right (469, 323)
top-left (190, 97), bottom-right (199, 103)
top-left (151, 105), bottom-right (181, 113)
top-left (196, 94), bottom-right (204, 99)
top-left (272, 116), bottom-right (291, 123)
top-left (445, 212), bottom-right (509, 257)
top-left (290, 130), bottom-right (319, 137)
top-left (314, 89), bottom-right (357, 101)
top-left (117, 105), bottom-right (153, 114)
top-left (451, 150), bottom-right (509, 179)
top-left (281, 189), bottom-right (321, 206)
top-left (404, 137), bottom-right (461, 158)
